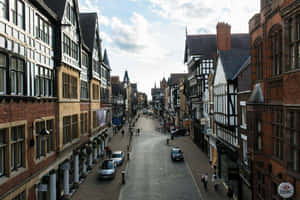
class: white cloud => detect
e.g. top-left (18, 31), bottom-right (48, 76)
top-left (78, 0), bottom-right (110, 26)
top-left (149, 0), bottom-right (259, 34)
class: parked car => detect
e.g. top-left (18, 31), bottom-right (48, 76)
top-left (111, 151), bottom-right (125, 166)
top-left (171, 147), bottom-right (184, 161)
top-left (143, 109), bottom-right (148, 114)
top-left (98, 159), bottom-right (116, 179)
top-left (172, 128), bottom-right (187, 137)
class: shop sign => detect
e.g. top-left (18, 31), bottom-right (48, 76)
top-left (277, 182), bottom-right (294, 199)
top-left (38, 184), bottom-right (48, 192)
top-left (200, 118), bottom-right (206, 125)
top-left (206, 129), bottom-right (212, 135)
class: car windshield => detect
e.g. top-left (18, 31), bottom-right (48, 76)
top-left (112, 153), bottom-right (122, 158)
top-left (101, 161), bottom-right (114, 169)
top-left (172, 149), bottom-right (181, 153)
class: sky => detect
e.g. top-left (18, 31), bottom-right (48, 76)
top-left (78, 0), bottom-right (260, 99)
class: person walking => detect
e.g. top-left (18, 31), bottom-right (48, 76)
top-left (121, 129), bottom-right (125, 136)
top-left (201, 173), bottom-right (208, 192)
top-left (227, 187), bottom-right (234, 200)
top-left (211, 172), bottom-right (219, 191)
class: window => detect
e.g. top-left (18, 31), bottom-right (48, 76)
top-left (80, 80), bottom-right (88, 99)
top-left (36, 15), bottom-right (51, 44)
top-left (256, 120), bottom-right (262, 151)
top-left (63, 34), bottom-right (78, 60)
top-left (63, 115), bottom-right (78, 145)
top-left (242, 139), bottom-right (248, 165)
top-left (241, 105), bottom-right (247, 128)
top-left (10, 57), bottom-right (24, 95)
top-left (286, 111), bottom-right (300, 173)
top-left (272, 110), bottom-right (283, 160)
top-left (63, 116), bottom-right (71, 145)
top-left (0, 0), bottom-right (8, 19)
top-left (93, 111), bottom-right (98, 128)
top-left (11, 125), bottom-right (24, 171)
top-left (17, 0), bottom-right (24, 29)
top-left (92, 84), bottom-right (99, 100)
top-left (35, 119), bottom-right (54, 160)
top-left (35, 65), bottom-right (53, 97)
top-left (82, 53), bottom-right (88, 67)
top-left (288, 15), bottom-right (300, 70)
top-left (62, 73), bottom-right (77, 99)
top-left (0, 128), bottom-right (7, 177)
top-left (71, 115), bottom-right (78, 140)
top-left (270, 26), bottom-right (282, 76)
top-left (11, 0), bottom-right (17, 25)
top-left (0, 53), bottom-right (7, 94)
top-left (80, 113), bottom-right (88, 135)
top-left (254, 38), bottom-right (263, 80)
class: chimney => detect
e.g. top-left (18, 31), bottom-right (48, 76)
top-left (216, 22), bottom-right (231, 50)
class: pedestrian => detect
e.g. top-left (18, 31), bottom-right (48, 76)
top-left (201, 173), bottom-right (208, 192)
top-left (211, 172), bottom-right (219, 191)
top-left (121, 129), bottom-right (125, 136)
top-left (227, 187), bottom-right (234, 200)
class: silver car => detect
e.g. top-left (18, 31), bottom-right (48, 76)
top-left (111, 151), bottom-right (124, 166)
top-left (171, 147), bottom-right (184, 161)
top-left (99, 159), bottom-right (116, 179)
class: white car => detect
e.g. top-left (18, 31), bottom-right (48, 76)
top-left (98, 159), bottom-right (116, 179)
top-left (111, 151), bottom-right (125, 166)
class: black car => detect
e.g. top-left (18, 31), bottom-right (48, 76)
top-left (171, 147), bottom-right (184, 161)
top-left (172, 128), bottom-right (187, 137)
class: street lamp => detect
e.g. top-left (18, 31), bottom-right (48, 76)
top-left (29, 117), bottom-right (50, 147)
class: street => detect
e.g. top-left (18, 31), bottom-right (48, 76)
top-left (119, 116), bottom-right (201, 200)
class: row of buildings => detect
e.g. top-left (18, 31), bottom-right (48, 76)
top-left (0, 0), bottom-right (145, 199)
top-left (152, 0), bottom-right (300, 199)
top-left (111, 71), bottom-right (147, 127)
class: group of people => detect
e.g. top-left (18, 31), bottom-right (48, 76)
top-left (201, 172), bottom-right (234, 199)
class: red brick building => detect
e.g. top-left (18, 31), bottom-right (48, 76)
top-left (248, 0), bottom-right (300, 199)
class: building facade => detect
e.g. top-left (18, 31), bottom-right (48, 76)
top-left (248, 0), bottom-right (300, 199)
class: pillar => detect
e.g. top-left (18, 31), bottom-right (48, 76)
top-left (63, 163), bottom-right (70, 197)
top-left (89, 150), bottom-right (93, 167)
top-left (83, 149), bottom-right (87, 175)
top-left (49, 171), bottom-right (56, 200)
top-left (74, 154), bottom-right (79, 186)
top-left (94, 146), bottom-right (97, 161)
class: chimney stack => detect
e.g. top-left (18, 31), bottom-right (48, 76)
top-left (216, 22), bottom-right (231, 50)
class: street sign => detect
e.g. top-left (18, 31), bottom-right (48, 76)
top-left (278, 182), bottom-right (294, 199)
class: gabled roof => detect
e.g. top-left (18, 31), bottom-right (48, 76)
top-left (79, 13), bottom-right (97, 51)
top-left (43, 0), bottom-right (66, 20)
top-left (218, 49), bottom-right (250, 81)
top-left (103, 49), bottom-right (111, 70)
top-left (169, 73), bottom-right (188, 86)
top-left (248, 83), bottom-right (264, 103)
top-left (30, 0), bottom-right (58, 20)
top-left (184, 34), bottom-right (250, 62)
top-left (232, 56), bottom-right (251, 80)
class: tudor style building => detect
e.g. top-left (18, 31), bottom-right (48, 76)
top-left (248, 0), bottom-right (300, 199)
top-left (0, 0), bottom-right (112, 199)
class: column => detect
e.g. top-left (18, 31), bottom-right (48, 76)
top-left (49, 171), bottom-right (56, 200)
top-left (89, 145), bottom-right (93, 167)
top-left (94, 145), bottom-right (98, 161)
top-left (98, 144), bottom-right (101, 157)
top-left (82, 149), bottom-right (87, 175)
top-left (63, 163), bottom-right (70, 197)
top-left (74, 154), bottom-right (79, 186)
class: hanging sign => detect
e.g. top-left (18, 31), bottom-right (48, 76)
top-left (277, 182), bottom-right (294, 199)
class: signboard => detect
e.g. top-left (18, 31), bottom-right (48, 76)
top-left (278, 182), bottom-right (294, 199)
top-left (206, 129), bottom-right (213, 135)
top-left (112, 117), bottom-right (122, 126)
top-left (201, 118), bottom-right (206, 125)
top-left (38, 184), bottom-right (48, 192)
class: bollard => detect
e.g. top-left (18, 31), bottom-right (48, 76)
top-left (122, 171), bottom-right (126, 184)
top-left (127, 152), bottom-right (130, 160)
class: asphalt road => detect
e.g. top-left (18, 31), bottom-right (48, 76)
top-left (119, 116), bottom-right (201, 200)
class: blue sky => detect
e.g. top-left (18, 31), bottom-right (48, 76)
top-left (78, 0), bottom-right (260, 99)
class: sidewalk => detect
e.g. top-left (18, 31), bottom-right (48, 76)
top-left (72, 122), bottom-right (133, 200)
top-left (169, 136), bottom-right (228, 200)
